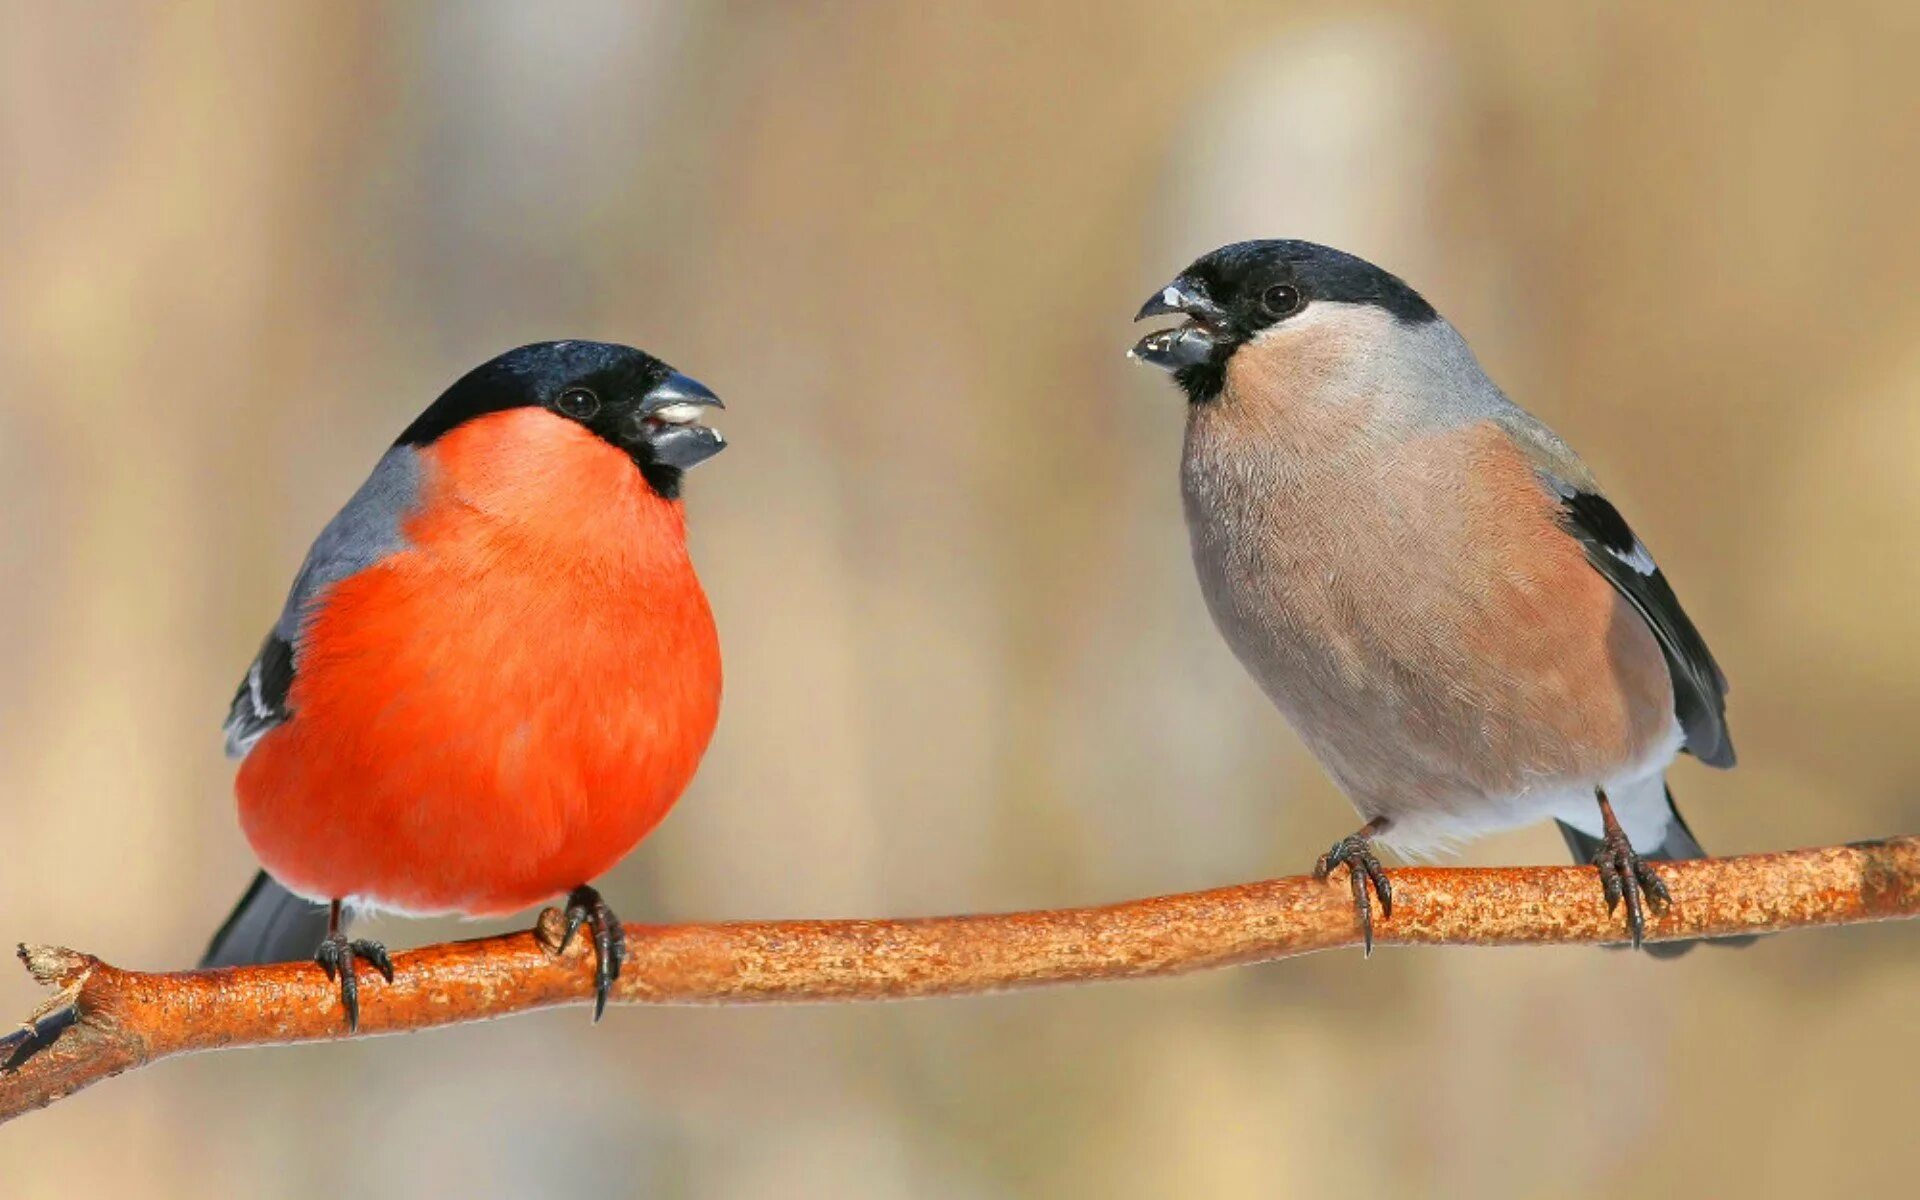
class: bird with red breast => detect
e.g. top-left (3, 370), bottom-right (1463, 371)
top-left (203, 340), bottom-right (727, 1027)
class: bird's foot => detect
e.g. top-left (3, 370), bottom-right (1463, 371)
top-left (1314, 825), bottom-right (1393, 955)
top-left (558, 885), bottom-right (627, 1022)
top-left (1591, 814), bottom-right (1671, 949)
top-left (315, 933), bottom-right (393, 1033)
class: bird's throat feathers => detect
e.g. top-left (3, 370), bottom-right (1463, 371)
top-left (418, 407), bottom-right (694, 574)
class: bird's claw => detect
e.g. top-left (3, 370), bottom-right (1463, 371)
top-left (1591, 824), bottom-right (1670, 949)
top-left (558, 885), bottom-right (627, 1022)
top-left (315, 934), bottom-right (393, 1033)
top-left (1315, 834), bottom-right (1393, 955)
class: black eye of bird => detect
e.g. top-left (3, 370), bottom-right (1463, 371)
top-left (556, 387), bottom-right (601, 420)
top-left (1261, 284), bottom-right (1302, 317)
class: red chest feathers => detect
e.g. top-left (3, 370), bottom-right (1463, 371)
top-left (237, 410), bottom-right (723, 916)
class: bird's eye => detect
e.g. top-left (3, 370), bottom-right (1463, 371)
top-left (556, 387), bottom-right (600, 419)
top-left (1261, 284), bottom-right (1303, 317)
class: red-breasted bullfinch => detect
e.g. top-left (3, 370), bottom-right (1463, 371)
top-left (201, 341), bottom-right (726, 1025)
top-left (1131, 240), bottom-right (1754, 956)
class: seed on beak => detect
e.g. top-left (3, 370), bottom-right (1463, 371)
top-left (649, 403), bottom-right (709, 426)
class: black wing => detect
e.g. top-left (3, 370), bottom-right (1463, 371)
top-left (223, 631), bottom-right (295, 757)
top-left (1554, 488), bottom-right (1735, 768)
top-left (200, 869), bottom-right (333, 966)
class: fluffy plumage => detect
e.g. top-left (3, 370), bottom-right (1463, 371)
top-left (236, 407), bottom-right (721, 915)
top-left (1134, 241), bottom-right (1745, 953)
top-left (206, 342), bottom-right (725, 981)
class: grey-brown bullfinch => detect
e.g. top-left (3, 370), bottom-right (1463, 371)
top-left (1131, 239), bottom-right (1754, 956)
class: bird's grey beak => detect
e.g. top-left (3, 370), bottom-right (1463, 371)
top-left (640, 371), bottom-right (724, 420)
top-left (636, 371), bottom-right (726, 469)
top-left (1130, 280), bottom-right (1229, 371)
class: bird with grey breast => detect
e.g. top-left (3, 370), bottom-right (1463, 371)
top-left (1130, 239), bottom-right (1755, 956)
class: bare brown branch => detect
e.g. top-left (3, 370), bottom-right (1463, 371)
top-left (5, 836), bottom-right (1916, 1124)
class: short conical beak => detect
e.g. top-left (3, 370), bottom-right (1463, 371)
top-left (640, 371), bottom-right (725, 420)
top-left (1130, 278), bottom-right (1228, 371)
top-left (636, 370), bottom-right (726, 470)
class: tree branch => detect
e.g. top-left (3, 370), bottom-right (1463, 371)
top-left (5, 836), bottom-right (1916, 1124)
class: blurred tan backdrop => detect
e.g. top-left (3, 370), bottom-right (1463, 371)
top-left (4, 2), bottom-right (1918, 1197)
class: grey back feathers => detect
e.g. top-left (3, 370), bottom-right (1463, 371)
top-left (222, 446), bottom-right (424, 757)
top-left (269, 447), bottom-right (421, 643)
top-left (1232, 307), bottom-right (1736, 771)
top-left (1433, 336), bottom-right (1734, 768)
top-left (1374, 316), bottom-right (1735, 768)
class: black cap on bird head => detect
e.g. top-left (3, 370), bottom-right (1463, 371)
top-left (396, 341), bottom-right (726, 498)
top-left (1130, 240), bottom-right (1437, 404)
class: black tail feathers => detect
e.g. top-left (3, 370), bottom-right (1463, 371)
top-left (1556, 787), bottom-right (1759, 958)
top-left (200, 871), bottom-right (334, 968)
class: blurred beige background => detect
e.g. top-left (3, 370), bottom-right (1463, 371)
top-left (4, 2), bottom-right (1918, 1196)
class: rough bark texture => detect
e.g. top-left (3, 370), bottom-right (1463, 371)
top-left (5, 836), bottom-right (1916, 1124)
